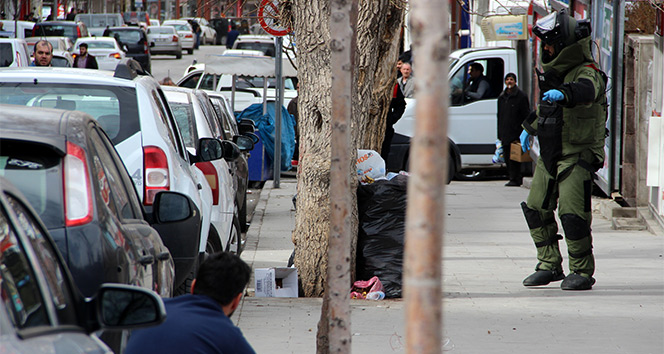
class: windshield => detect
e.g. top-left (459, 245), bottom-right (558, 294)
top-left (0, 83), bottom-right (139, 145)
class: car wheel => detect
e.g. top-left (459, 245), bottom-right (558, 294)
top-left (174, 256), bottom-right (198, 296)
top-left (187, 48), bottom-right (193, 54)
top-left (455, 169), bottom-right (486, 181)
top-left (176, 51), bottom-right (182, 59)
top-left (226, 214), bottom-right (242, 255)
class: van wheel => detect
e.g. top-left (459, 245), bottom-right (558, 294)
top-left (447, 154), bottom-right (455, 184)
top-left (226, 215), bottom-right (242, 255)
top-left (176, 51), bottom-right (182, 59)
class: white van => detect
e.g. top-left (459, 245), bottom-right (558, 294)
top-left (0, 20), bottom-right (35, 39)
top-left (388, 47), bottom-right (519, 180)
top-left (0, 38), bottom-right (30, 67)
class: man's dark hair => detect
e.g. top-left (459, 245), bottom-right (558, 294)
top-left (34, 40), bottom-right (53, 54)
top-left (504, 72), bottom-right (517, 81)
top-left (193, 252), bottom-right (251, 305)
top-left (469, 62), bottom-right (484, 73)
top-left (79, 43), bottom-right (88, 49)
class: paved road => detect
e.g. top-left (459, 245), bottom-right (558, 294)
top-left (151, 43), bottom-right (226, 83)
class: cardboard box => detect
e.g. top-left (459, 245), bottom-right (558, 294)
top-left (510, 142), bottom-right (532, 162)
top-left (254, 267), bottom-right (298, 298)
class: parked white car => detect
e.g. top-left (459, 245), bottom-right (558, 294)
top-left (163, 86), bottom-right (247, 254)
top-left (0, 38), bottom-right (30, 67)
top-left (147, 25), bottom-right (182, 59)
top-left (74, 36), bottom-right (126, 70)
top-left (162, 20), bottom-right (195, 54)
top-left (181, 17), bottom-right (217, 45)
top-left (0, 60), bottom-right (222, 295)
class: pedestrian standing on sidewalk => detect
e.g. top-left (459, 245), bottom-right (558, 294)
top-left (497, 72), bottom-right (530, 186)
top-left (520, 9), bottom-right (606, 291)
top-left (125, 252), bottom-right (256, 353)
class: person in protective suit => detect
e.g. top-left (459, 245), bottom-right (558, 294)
top-left (519, 9), bottom-right (607, 291)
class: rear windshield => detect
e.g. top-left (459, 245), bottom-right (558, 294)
top-left (83, 41), bottom-right (115, 49)
top-left (148, 27), bottom-right (174, 35)
top-left (165, 24), bottom-right (191, 32)
top-left (0, 140), bottom-right (64, 228)
top-left (235, 42), bottom-right (275, 57)
top-left (105, 30), bottom-right (143, 44)
top-left (33, 24), bottom-right (77, 38)
top-left (77, 14), bottom-right (123, 28)
top-left (0, 84), bottom-right (139, 145)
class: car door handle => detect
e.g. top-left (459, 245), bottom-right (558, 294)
top-left (139, 255), bottom-right (154, 265)
top-left (198, 183), bottom-right (203, 190)
top-left (157, 251), bottom-right (171, 261)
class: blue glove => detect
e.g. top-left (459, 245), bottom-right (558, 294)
top-left (543, 89), bottom-right (564, 103)
top-left (520, 130), bottom-right (531, 152)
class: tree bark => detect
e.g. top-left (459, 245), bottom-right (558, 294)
top-left (291, 0), bottom-right (406, 298)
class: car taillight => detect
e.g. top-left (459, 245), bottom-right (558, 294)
top-left (144, 43), bottom-right (149, 54)
top-left (63, 142), bottom-right (93, 227)
top-left (196, 162), bottom-right (218, 205)
top-left (143, 146), bottom-right (169, 206)
top-left (109, 52), bottom-right (122, 59)
top-left (173, 35), bottom-right (179, 42)
top-left (185, 34), bottom-right (193, 38)
top-left (77, 27), bottom-right (81, 38)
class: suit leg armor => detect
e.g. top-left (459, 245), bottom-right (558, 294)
top-left (522, 158), bottom-right (563, 272)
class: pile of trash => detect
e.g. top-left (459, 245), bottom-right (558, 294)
top-left (354, 149), bottom-right (407, 298)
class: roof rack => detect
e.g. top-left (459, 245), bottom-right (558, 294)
top-left (114, 58), bottom-right (151, 79)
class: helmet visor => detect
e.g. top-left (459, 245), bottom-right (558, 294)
top-left (533, 12), bottom-right (563, 45)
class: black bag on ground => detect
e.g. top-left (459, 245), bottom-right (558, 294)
top-left (356, 175), bottom-right (407, 298)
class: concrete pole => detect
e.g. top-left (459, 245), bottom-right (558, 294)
top-left (325, 0), bottom-right (353, 352)
top-left (405, 0), bottom-right (449, 353)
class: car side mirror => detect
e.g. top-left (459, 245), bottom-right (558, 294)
top-left (233, 134), bottom-right (255, 152)
top-left (151, 191), bottom-right (193, 223)
top-left (220, 140), bottom-right (242, 161)
top-left (93, 284), bottom-right (166, 330)
top-left (238, 122), bottom-right (255, 134)
top-left (190, 137), bottom-right (223, 163)
top-left (242, 132), bottom-right (260, 145)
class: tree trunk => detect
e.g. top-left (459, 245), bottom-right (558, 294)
top-left (291, 0), bottom-right (406, 298)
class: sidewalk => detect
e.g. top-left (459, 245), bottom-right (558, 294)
top-left (236, 178), bottom-right (664, 353)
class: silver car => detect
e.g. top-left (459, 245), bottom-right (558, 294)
top-left (162, 20), bottom-right (195, 54)
top-left (147, 25), bottom-right (182, 59)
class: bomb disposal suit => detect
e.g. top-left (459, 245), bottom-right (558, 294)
top-left (520, 10), bottom-right (607, 291)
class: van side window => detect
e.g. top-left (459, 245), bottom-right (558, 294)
top-left (450, 58), bottom-right (505, 106)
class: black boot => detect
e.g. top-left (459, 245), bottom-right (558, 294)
top-left (561, 273), bottom-right (595, 291)
top-left (523, 269), bottom-right (565, 287)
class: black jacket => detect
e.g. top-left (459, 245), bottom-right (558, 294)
top-left (73, 54), bottom-right (98, 69)
top-left (497, 85), bottom-right (530, 142)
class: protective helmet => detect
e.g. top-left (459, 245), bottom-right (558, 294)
top-left (533, 9), bottom-right (591, 59)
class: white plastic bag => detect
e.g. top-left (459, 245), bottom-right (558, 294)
top-left (356, 149), bottom-right (386, 182)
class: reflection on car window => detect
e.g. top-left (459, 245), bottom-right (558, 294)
top-left (0, 204), bottom-right (49, 329)
top-left (0, 141), bottom-right (65, 228)
top-left (6, 196), bottom-right (71, 316)
top-left (170, 102), bottom-right (197, 149)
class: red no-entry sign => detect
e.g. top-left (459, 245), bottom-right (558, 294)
top-left (258, 0), bottom-right (291, 36)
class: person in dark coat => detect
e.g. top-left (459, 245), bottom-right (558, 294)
top-left (73, 43), bottom-right (99, 69)
top-left (381, 80), bottom-right (406, 162)
top-left (497, 72), bottom-right (530, 186)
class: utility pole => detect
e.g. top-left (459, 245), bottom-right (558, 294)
top-left (405, 0), bottom-right (449, 353)
top-left (320, 0), bottom-right (354, 352)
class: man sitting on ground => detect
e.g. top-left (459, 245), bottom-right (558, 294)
top-left (125, 252), bottom-right (255, 354)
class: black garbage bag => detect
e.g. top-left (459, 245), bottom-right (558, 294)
top-left (356, 174), bottom-right (407, 298)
